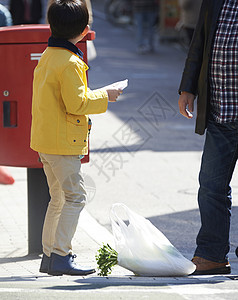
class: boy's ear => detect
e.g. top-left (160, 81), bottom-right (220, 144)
top-left (81, 25), bottom-right (90, 37)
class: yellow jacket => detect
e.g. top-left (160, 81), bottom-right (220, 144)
top-left (30, 43), bottom-right (108, 155)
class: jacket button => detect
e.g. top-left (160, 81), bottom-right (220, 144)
top-left (74, 140), bottom-right (76, 142)
top-left (84, 140), bottom-right (86, 142)
top-left (77, 119), bottom-right (80, 123)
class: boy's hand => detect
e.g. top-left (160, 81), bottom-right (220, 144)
top-left (178, 91), bottom-right (195, 119)
top-left (106, 89), bottom-right (122, 102)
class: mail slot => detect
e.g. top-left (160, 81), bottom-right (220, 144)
top-left (0, 24), bottom-right (94, 167)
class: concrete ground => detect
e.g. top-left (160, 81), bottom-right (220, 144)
top-left (0, 0), bottom-right (238, 299)
top-left (0, 166), bottom-right (238, 299)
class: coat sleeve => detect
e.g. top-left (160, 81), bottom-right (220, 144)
top-left (178, 0), bottom-right (208, 95)
top-left (61, 61), bottom-right (108, 115)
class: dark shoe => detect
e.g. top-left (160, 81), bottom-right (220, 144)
top-left (48, 253), bottom-right (96, 276)
top-left (191, 256), bottom-right (231, 275)
top-left (39, 253), bottom-right (50, 274)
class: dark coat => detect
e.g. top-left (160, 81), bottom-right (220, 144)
top-left (179, 0), bottom-right (224, 135)
top-left (10, 0), bottom-right (42, 25)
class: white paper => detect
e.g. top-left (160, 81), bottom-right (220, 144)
top-left (104, 79), bottom-right (128, 91)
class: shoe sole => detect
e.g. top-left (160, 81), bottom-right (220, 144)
top-left (48, 270), bottom-right (96, 276)
top-left (191, 266), bottom-right (231, 276)
top-left (39, 269), bottom-right (49, 274)
top-left (48, 271), bottom-right (63, 276)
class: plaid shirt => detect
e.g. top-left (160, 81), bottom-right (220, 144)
top-left (209, 0), bottom-right (238, 123)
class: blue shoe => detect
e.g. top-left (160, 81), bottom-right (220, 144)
top-left (48, 253), bottom-right (96, 276)
top-left (39, 253), bottom-right (50, 274)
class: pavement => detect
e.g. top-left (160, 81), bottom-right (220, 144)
top-left (0, 166), bottom-right (238, 300)
top-left (0, 1), bottom-right (238, 299)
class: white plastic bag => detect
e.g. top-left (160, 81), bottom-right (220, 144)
top-left (110, 203), bottom-right (196, 277)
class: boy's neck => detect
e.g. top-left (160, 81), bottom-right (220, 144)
top-left (68, 36), bottom-right (83, 45)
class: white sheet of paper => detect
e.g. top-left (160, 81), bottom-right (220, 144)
top-left (104, 79), bottom-right (128, 90)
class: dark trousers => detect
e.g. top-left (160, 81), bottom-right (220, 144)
top-left (195, 118), bottom-right (238, 262)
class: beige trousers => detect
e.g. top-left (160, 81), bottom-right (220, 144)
top-left (39, 153), bottom-right (86, 257)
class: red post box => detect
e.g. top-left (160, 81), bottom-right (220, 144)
top-left (0, 24), bottom-right (94, 167)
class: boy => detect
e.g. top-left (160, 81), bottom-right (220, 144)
top-left (30, 0), bottom-right (121, 276)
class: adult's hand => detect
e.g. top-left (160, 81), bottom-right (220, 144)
top-left (178, 92), bottom-right (195, 119)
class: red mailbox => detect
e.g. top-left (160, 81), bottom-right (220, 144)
top-left (0, 24), bottom-right (94, 167)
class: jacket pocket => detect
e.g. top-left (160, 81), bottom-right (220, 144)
top-left (66, 114), bottom-right (88, 146)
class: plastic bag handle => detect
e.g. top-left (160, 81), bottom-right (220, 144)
top-left (111, 203), bottom-right (146, 227)
top-left (110, 203), bottom-right (146, 240)
top-left (110, 203), bottom-right (139, 244)
top-left (110, 203), bottom-right (128, 234)
top-left (110, 203), bottom-right (132, 228)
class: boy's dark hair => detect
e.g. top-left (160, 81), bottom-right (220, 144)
top-left (47, 0), bottom-right (89, 40)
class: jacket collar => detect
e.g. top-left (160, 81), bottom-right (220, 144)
top-left (211, 0), bottom-right (225, 26)
top-left (48, 36), bottom-right (84, 59)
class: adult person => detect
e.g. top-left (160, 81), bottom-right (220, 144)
top-left (177, 0), bottom-right (203, 43)
top-left (0, 3), bottom-right (12, 26)
top-left (178, 0), bottom-right (238, 275)
top-left (132, 0), bottom-right (159, 54)
top-left (9, 0), bottom-right (42, 25)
